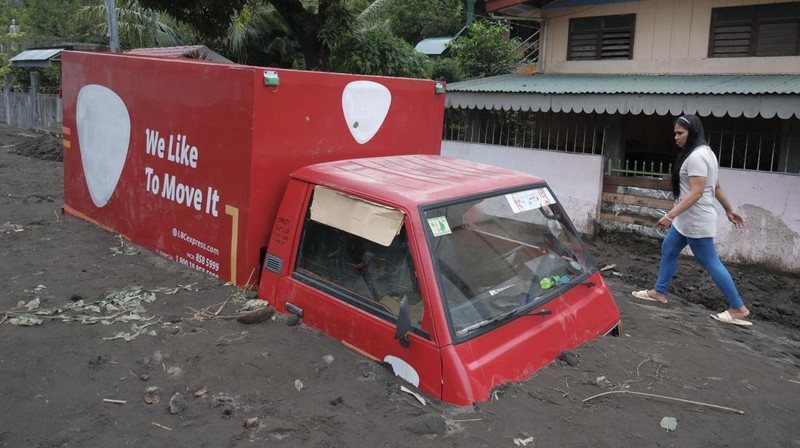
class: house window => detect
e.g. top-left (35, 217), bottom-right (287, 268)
top-left (709, 3), bottom-right (800, 57)
top-left (567, 14), bottom-right (635, 61)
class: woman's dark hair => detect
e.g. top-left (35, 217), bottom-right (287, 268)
top-left (671, 114), bottom-right (707, 198)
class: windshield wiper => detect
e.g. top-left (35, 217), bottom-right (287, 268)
top-left (457, 308), bottom-right (520, 336)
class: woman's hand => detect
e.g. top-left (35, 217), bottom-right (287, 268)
top-left (726, 210), bottom-right (744, 228)
top-left (657, 215), bottom-right (672, 233)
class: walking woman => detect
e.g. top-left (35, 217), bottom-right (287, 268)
top-left (632, 114), bottom-right (751, 326)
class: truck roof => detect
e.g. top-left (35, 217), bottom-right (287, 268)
top-left (291, 155), bottom-right (544, 207)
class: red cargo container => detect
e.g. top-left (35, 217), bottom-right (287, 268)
top-left (61, 51), bottom-right (445, 285)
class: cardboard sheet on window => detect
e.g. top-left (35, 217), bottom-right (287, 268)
top-left (310, 186), bottom-right (404, 247)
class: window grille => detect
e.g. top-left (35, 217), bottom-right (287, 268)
top-left (568, 14), bottom-right (635, 61)
top-left (442, 108), bottom-right (606, 156)
top-left (709, 3), bottom-right (800, 58)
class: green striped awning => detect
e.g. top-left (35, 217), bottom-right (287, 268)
top-left (446, 74), bottom-right (800, 119)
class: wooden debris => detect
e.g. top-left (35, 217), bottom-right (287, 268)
top-left (236, 306), bottom-right (275, 324)
top-left (582, 390), bottom-right (744, 415)
top-left (152, 422), bottom-right (172, 431)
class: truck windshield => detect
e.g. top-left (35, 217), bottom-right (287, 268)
top-left (424, 186), bottom-right (593, 338)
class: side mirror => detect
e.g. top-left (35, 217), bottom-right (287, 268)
top-left (395, 295), bottom-right (411, 347)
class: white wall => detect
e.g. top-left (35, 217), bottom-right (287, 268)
top-left (441, 141), bottom-right (604, 235)
top-left (716, 169), bottom-right (800, 272)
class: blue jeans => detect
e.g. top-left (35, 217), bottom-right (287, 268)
top-left (654, 227), bottom-right (745, 309)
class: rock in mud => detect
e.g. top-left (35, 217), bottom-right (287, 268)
top-left (169, 393), bottom-right (186, 414)
top-left (286, 314), bottom-right (301, 326)
top-left (400, 414), bottom-right (447, 436)
top-left (557, 350), bottom-right (579, 366)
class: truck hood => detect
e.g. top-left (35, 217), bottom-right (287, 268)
top-left (439, 272), bottom-right (619, 405)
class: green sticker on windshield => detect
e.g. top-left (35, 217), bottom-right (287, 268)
top-left (427, 216), bottom-right (452, 237)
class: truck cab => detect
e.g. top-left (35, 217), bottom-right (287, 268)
top-left (258, 154), bottom-right (621, 406)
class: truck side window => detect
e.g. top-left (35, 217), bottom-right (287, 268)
top-left (295, 219), bottom-right (424, 325)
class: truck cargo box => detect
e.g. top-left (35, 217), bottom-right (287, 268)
top-left (61, 51), bottom-right (445, 285)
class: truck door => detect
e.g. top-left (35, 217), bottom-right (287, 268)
top-left (274, 186), bottom-right (442, 400)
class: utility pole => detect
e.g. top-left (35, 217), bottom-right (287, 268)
top-left (104, 0), bottom-right (120, 52)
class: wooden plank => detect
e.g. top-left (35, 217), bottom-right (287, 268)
top-left (603, 175), bottom-right (671, 190)
top-left (599, 212), bottom-right (658, 227)
top-left (602, 192), bottom-right (674, 209)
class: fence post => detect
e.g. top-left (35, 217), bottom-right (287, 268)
top-left (3, 74), bottom-right (9, 125)
top-left (30, 71), bottom-right (40, 129)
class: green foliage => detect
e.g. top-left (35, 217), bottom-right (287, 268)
top-left (448, 18), bottom-right (522, 79)
top-left (4, 65), bottom-right (59, 93)
top-left (38, 63), bottom-right (60, 93)
top-left (0, 0), bottom-right (27, 35)
top-left (384, 0), bottom-right (463, 45)
top-left (318, 0), bottom-right (354, 55)
top-left (238, 5), bottom-right (302, 67)
top-left (330, 27), bottom-right (428, 78)
top-left (23, 0), bottom-right (97, 46)
top-left (427, 57), bottom-right (464, 83)
top-left (78, 0), bottom-right (185, 50)
top-left (137, 0), bottom-right (248, 40)
top-left (0, 0), bottom-right (522, 87)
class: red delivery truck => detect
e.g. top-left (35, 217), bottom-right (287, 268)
top-left (61, 51), bottom-right (621, 406)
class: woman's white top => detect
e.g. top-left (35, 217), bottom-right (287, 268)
top-left (673, 145), bottom-right (719, 238)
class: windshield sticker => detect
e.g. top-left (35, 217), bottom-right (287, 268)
top-left (427, 216), bottom-right (452, 237)
top-left (506, 188), bottom-right (555, 213)
top-left (488, 284), bottom-right (515, 296)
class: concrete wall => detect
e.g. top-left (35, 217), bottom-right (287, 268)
top-left (441, 141), bottom-right (604, 235)
top-left (716, 168), bottom-right (800, 272)
top-left (541, 0), bottom-right (800, 75)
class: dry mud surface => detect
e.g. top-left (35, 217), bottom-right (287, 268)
top-left (1, 126), bottom-right (799, 447)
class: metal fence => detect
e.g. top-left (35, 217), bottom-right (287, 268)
top-left (444, 107), bottom-right (799, 176)
top-left (442, 108), bottom-right (606, 155)
top-left (707, 131), bottom-right (792, 173)
top-left (606, 159), bottom-right (672, 176)
top-left (0, 91), bottom-right (62, 129)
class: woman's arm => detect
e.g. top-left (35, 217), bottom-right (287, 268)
top-left (657, 176), bottom-right (704, 231)
top-left (715, 180), bottom-right (744, 228)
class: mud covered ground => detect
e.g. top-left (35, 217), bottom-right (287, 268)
top-left (1, 125), bottom-right (799, 447)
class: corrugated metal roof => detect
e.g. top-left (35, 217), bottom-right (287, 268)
top-left (414, 37), bottom-right (453, 56)
top-left (448, 74), bottom-right (800, 95)
top-left (126, 45), bottom-right (233, 63)
top-left (10, 48), bottom-right (63, 66)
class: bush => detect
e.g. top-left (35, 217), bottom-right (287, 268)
top-left (331, 28), bottom-right (429, 79)
top-left (427, 57), bottom-right (465, 83)
top-left (448, 19), bottom-right (522, 79)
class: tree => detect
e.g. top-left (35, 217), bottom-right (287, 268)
top-left (136, 0), bottom-right (341, 69)
top-left (79, 0), bottom-right (185, 50)
top-left (135, 0), bottom-right (385, 71)
top-left (1, 0), bottom-right (93, 92)
top-left (428, 57), bottom-right (465, 83)
top-left (447, 18), bottom-right (522, 79)
top-left (136, 0), bottom-right (247, 41)
top-left (383, 0), bottom-right (463, 46)
top-left (236, 4), bottom-right (302, 67)
top-left (23, 0), bottom-right (97, 46)
top-left (330, 27), bottom-right (428, 78)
